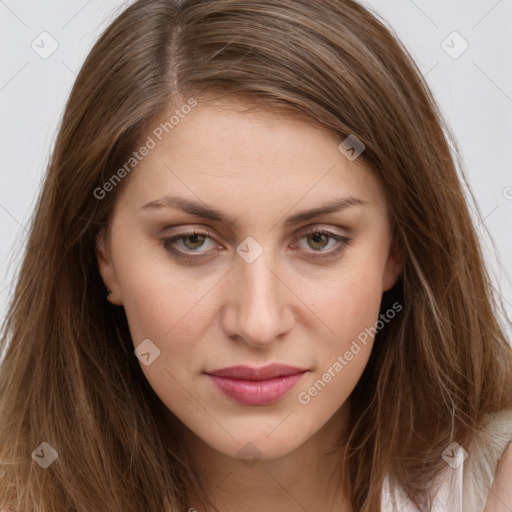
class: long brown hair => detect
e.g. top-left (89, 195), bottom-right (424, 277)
top-left (1, 0), bottom-right (511, 510)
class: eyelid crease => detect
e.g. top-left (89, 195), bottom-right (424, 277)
top-left (160, 222), bottom-right (350, 245)
top-left (160, 225), bottom-right (351, 261)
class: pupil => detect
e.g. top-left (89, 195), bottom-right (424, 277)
top-left (311, 233), bottom-right (327, 249)
top-left (185, 234), bottom-right (204, 249)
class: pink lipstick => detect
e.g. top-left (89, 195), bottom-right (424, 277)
top-left (205, 364), bottom-right (307, 405)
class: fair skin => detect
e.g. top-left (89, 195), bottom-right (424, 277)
top-left (95, 97), bottom-right (512, 511)
top-left (95, 96), bottom-right (402, 511)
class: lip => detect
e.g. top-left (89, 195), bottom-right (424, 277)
top-left (205, 364), bottom-right (308, 405)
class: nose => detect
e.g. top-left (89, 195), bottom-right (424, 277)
top-left (220, 250), bottom-right (295, 348)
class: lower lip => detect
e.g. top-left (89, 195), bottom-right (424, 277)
top-left (207, 372), bottom-right (306, 405)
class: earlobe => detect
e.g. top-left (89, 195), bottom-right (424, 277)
top-left (382, 237), bottom-right (404, 292)
top-left (95, 228), bottom-right (123, 306)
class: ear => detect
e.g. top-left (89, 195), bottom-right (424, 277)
top-left (95, 227), bottom-right (123, 306)
top-left (382, 234), bottom-right (404, 292)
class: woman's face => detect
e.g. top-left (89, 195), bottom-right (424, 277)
top-left (96, 97), bottom-right (403, 461)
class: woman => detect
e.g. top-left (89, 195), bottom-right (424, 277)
top-left (1, 0), bottom-right (511, 511)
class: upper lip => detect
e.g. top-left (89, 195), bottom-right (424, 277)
top-left (205, 364), bottom-right (307, 381)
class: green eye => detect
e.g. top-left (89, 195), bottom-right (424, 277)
top-left (292, 229), bottom-right (351, 260)
top-left (161, 227), bottom-right (350, 262)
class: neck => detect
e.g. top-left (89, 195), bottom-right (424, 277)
top-left (170, 402), bottom-right (354, 512)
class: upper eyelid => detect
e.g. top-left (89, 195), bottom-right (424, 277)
top-left (164, 225), bottom-right (348, 250)
top-left (163, 223), bottom-right (349, 240)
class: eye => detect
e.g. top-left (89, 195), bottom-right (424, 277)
top-left (161, 228), bottom-right (219, 261)
top-left (291, 227), bottom-right (350, 260)
top-left (161, 226), bottom-right (351, 261)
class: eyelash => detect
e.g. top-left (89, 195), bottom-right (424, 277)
top-left (161, 227), bottom-right (351, 262)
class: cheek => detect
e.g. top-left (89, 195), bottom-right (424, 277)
top-left (116, 257), bottom-right (216, 413)
top-left (295, 278), bottom-right (381, 415)
top-left (111, 225), bottom-right (211, 341)
top-left (295, 250), bottom-right (386, 403)
top-left (120, 272), bottom-right (214, 363)
top-left (308, 253), bottom-right (386, 349)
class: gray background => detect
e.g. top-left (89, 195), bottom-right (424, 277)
top-left (1, 0), bottom-right (511, 341)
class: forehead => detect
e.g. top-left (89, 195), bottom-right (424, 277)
top-left (150, 98), bottom-right (353, 173)
top-left (116, 97), bottom-right (387, 217)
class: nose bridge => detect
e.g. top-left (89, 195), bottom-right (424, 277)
top-left (225, 245), bottom-right (293, 346)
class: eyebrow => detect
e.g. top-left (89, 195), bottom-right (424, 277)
top-left (139, 195), bottom-right (368, 228)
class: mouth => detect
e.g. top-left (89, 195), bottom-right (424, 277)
top-left (204, 364), bottom-right (308, 405)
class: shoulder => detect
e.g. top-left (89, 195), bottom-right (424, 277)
top-left (464, 407), bottom-right (512, 512)
top-left (483, 440), bottom-right (512, 512)
top-left (382, 409), bottom-right (512, 512)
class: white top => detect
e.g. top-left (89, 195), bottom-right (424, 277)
top-left (381, 408), bottom-right (512, 512)
top-left (381, 463), bottom-right (464, 511)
